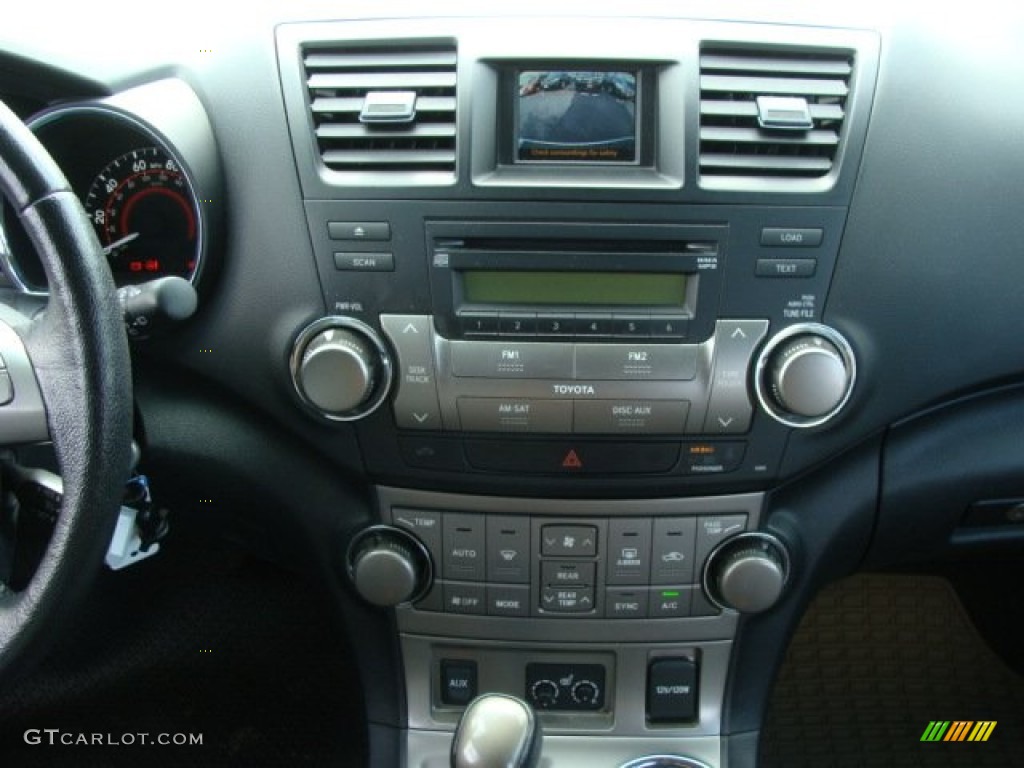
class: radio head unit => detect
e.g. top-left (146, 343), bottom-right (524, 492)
top-left (427, 221), bottom-right (723, 344)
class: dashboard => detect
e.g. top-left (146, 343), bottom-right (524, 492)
top-left (2, 3), bottom-right (1024, 768)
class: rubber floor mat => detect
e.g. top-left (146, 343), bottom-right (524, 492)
top-left (760, 573), bottom-right (1024, 767)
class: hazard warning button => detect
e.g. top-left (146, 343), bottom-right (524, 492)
top-left (463, 440), bottom-right (681, 475)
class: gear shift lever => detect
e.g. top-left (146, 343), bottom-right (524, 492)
top-left (451, 693), bottom-right (543, 768)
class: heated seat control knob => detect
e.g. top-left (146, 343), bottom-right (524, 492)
top-left (347, 525), bottom-right (432, 607)
top-left (703, 532), bottom-right (790, 614)
top-left (755, 323), bottom-right (855, 428)
top-left (291, 317), bottom-right (393, 421)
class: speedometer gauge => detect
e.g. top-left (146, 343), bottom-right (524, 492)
top-left (84, 147), bottom-right (200, 285)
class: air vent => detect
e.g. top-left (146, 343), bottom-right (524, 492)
top-left (303, 44), bottom-right (457, 175)
top-left (699, 46), bottom-right (853, 186)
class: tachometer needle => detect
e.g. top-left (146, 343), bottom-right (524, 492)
top-left (102, 232), bottom-right (140, 256)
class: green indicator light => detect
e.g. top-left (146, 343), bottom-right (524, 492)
top-left (662, 591), bottom-right (680, 598)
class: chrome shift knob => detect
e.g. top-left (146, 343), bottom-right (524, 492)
top-left (451, 693), bottom-right (542, 768)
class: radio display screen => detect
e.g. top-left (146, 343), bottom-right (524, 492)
top-left (515, 69), bottom-right (638, 163)
top-left (461, 271), bottom-right (686, 307)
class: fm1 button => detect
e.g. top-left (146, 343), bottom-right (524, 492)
top-left (441, 660), bottom-right (477, 706)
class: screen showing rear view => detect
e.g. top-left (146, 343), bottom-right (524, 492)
top-left (515, 70), bottom-right (638, 163)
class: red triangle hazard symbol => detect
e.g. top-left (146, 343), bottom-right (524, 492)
top-left (562, 449), bottom-right (583, 469)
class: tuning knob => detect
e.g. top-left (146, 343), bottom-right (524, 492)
top-left (755, 323), bottom-right (855, 428)
top-left (291, 317), bottom-right (393, 421)
top-left (347, 525), bottom-right (432, 607)
top-left (703, 532), bottom-right (789, 614)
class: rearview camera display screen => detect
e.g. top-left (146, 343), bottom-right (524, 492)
top-left (515, 70), bottom-right (638, 164)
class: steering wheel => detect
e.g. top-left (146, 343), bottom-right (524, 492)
top-left (0, 100), bottom-right (132, 678)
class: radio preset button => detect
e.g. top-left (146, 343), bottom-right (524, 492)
top-left (457, 398), bottom-right (572, 433)
top-left (575, 314), bottom-right (613, 337)
top-left (573, 399), bottom-right (689, 434)
top-left (576, 344), bottom-right (698, 381)
top-left (536, 313), bottom-right (575, 337)
top-left (613, 314), bottom-right (652, 338)
top-left (650, 316), bottom-right (689, 339)
top-left (451, 341), bottom-right (573, 379)
top-left (499, 312), bottom-right (537, 336)
top-left (461, 312), bottom-right (499, 336)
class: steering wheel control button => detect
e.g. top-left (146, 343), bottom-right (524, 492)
top-left (0, 371), bottom-right (13, 405)
top-left (703, 319), bottom-right (769, 435)
top-left (441, 660), bottom-right (478, 706)
top-left (327, 220), bottom-right (391, 241)
top-left (487, 585), bottom-right (530, 617)
top-left (444, 583), bottom-right (486, 615)
top-left (760, 227), bottom-right (824, 247)
top-left (647, 658), bottom-right (699, 723)
top-left (649, 587), bottom-right (693, 618)
top-left (486, 516), bottom-right (531, 583)
top-left (526, 663), bottom-right (605, 711)
top-left (443, 513), bottom-right (486, 581)
top-left (755, 323), bottom-right (856, 428)
top-left (650, 517), bottom-right (697, 584)
top-left (704, 532), bottom-right (790, 614)
top-left (379, 314), bottom-right (442, 431)
top-left (606, 588), bottom-right (649, 618)
top-left (541, 525), bottom-right (597, 557)
top-left (347, 525), bottom-right (432, 607)
top-left (607, 517), bottom-right (653, 585)
top-left (333, 251), bottom-right (394, 272)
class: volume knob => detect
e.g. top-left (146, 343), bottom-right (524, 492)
top-left (755, 323), bottom-right (855, 428)
top-left (291, 317), bottom-right (393, 421)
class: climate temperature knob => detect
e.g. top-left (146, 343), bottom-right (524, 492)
top-left (755, 323), bottom-right (856, 428)
top-left (290, 317), bottom-right (393, 421)
top-left (703, 532), bottom-right (790, 614)
top-left (347, 525), bottom-right (433, 607)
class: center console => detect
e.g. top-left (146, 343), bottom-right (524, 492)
top-left (276, 14), bottom-right (880, 768)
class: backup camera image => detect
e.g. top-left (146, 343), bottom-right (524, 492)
top-left (516, 70), bottom-right (638, 163)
